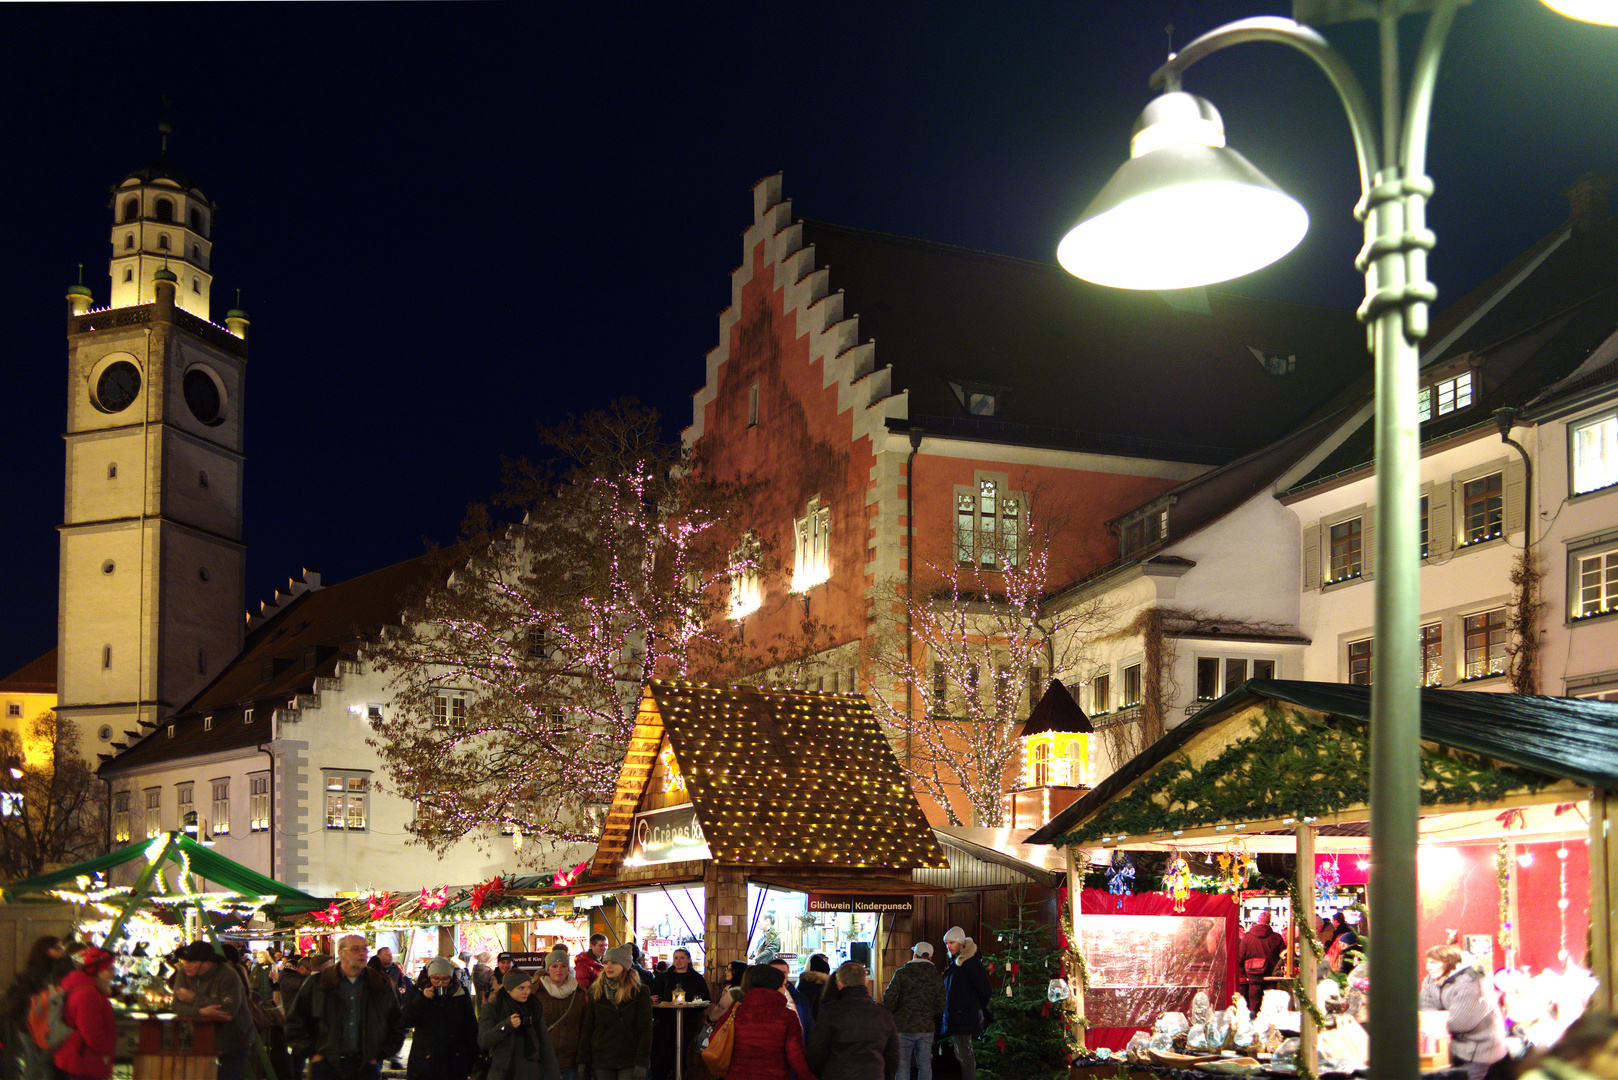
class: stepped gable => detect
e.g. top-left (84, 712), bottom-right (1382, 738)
top-left (797, 218), bottom-right (1369, 465)
top-left (0, 649), bottom-right (57, 695)
top-left (99, 555), bottom-right (437, 772)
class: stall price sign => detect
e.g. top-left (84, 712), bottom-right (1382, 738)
top-left (806, 894), bottom-right (914, 915)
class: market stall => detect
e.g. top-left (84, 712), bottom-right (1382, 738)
top-left (537, 681), bottom-right (951, 990)
top-left (1026, 679), bottom-right (1618, 1073)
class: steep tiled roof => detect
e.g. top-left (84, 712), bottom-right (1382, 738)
top-left (801, 220), bottom-right (1368, 466)
top-left (0, 649), bottom-right (56, 695)
top-left (99, 555), bottom-right (437, 773)
top-left (593, 682), bottom-right (947, 871)
top-left (1020, 679), bottom-right (1091, 738)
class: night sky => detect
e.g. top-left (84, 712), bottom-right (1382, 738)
top-left (2, 2), bottom-right (1614, 678)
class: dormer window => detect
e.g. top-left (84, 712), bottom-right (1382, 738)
top-left (967, 392), bottom-right (997, 416)
top-left (1419, 371), bottom-right (1473, 420)
top-left (1118, 503), bottom-right (1171, 556)
top-left (947, 379), bottom-right (1007, 418)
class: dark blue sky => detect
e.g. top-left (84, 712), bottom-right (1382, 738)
top-left (2, 1), bottom-right (1615, 677)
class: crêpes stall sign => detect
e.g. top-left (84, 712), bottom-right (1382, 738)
top-left (629, 803), bottom-right (712, 865)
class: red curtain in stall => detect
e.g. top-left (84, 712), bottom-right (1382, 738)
top-left (1077, 889), bottom-right (1239, 1052)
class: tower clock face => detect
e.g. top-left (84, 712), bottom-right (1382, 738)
top-left (184, 368), bottom-right (224, 425)
top-left (94, 360), bottom-right (141, 413)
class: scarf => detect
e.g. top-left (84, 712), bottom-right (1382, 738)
top-left (602, 976), bottom-right (621, 1001)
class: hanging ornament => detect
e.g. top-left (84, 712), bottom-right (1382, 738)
top-left (1165, 855), bottom-right (1192, 913)
top-left (1047, 978), bottom-right (1071, 1003)
top-left (512, 830), bottom-right (524, 854)
top-left (1315, 855), bottom-right (1340, 896)
top-left (1106, 850), bottom-right (1136, 909)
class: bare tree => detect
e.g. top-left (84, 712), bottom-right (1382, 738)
top-left (366, 401), bottom-right (823, 857)
top-left (866, 494), bottom-right (1117, 827)
top-left (0, 712), bottom-right (107, 880)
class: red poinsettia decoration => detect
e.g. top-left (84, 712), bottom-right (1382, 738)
top-left (469, 875), bottom-right (505, 913)
top-left (419, 886), bottom-right (450, 911)
top-left (553, 860), bottom-right (589, 889)
top-left (365, 891), bottom-right (397, 921)
top-left (314, 902), bottom-right (344, 927)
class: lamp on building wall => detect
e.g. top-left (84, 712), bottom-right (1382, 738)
top-left (1054, 2), bottom-right (1605, 1072)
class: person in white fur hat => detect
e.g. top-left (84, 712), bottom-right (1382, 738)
top-left (940, 928), bottom-right (990, 1080)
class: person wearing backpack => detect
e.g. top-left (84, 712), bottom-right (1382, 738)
top-left (54, 946), bottom-right (117, 1080)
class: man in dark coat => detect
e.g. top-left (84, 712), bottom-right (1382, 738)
top-left (940, 928), bottom-right (990, 1080)
top-left (808, 962), bottom-right (900, 1080)
top-left (402, 957), bottom-right (479, 1080)
top-left (1236, 911), bottom-right (1286, 1013)
top-left (287, 934), bottom-right (406, 1080)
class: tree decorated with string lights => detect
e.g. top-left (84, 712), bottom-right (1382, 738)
top-left (367, 401), bottom-right (827, 857)
top-left (865, 485), bottom-right (1115, 826)
top-left (976, 887), bottom-right (1077, 1080)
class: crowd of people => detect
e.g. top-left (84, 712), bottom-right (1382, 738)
top-left (0, 924), bottom-right (996, 1080)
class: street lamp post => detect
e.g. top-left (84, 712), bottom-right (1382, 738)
top-left (1057, 2), bottom-right (1603, 1075)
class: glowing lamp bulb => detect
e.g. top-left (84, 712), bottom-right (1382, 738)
top-left (1541, 0), bottom-right (1618, 23)
top-left (1356, 859), bottom-right (1370, 871)
top-left (1518, 852), bottom-right (1535, 868)
top-left (1557, 847), bottom-right (1570, 860)
top-left (1058, 92), bottom-right (1308, 290)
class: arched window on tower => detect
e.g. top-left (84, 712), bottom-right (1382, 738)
top-left (192, 279), bottom-right (200, 293)
top-left (124, 198), bottom-right (140, 220)
top-left (155, 198), bottom-right (174, 223)
top-left (124, 269), bottom-right (133, 282)
top-left (124, 234), bottom-right (134, 250)
top-left (189, 208), bottom-right (205, 234)
top-left (158, 235), bottom-right (170, 250)
top-left (191, 244), bottom-right (201, 261)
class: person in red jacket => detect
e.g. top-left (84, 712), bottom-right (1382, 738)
top-left (55, 946), bottom-right (117, 1080)
top-left (727, 965), bottom-right (818, 1080)
top-left (1236, 911), bottom-right (1286, 1013)
top-left (576, 933), bottom-right (608, 990)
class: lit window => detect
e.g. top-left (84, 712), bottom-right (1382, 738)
top-left (1421, 623), bottom-right (1443, 687)
top-left (434, 692), bottom-right (468, 729)
top-left (967, 391), bottom-right (997, 416)
top-left (212, 779), bottom-right (230, 835)
top-left (1462, 608), bottom-right (1508, 679)
top-left (1328, 517), bottom-right (1363, 582)
top-left (4, 701), bottom-right (19, 719)
top-left (366, 704), bottom-right (384, 724)
top-left (1090, 672), bottom-right (1110, 715)
top-left (1462, 473), bottom-right (1503, 544)
top-left (1572, 414), bottom-right (1618, 495)
top-left (250, 774), bottom-right (270, 832)
top-left (1576, 548), bottom-right (1618, 619)
top-left (324, 772), bottom-right (367, 830)
top-left (1417, 386), bottom-right (1432, 421)
top-left (1030, 741), bottom-right (1051, 786)
top-left (955, 479), bottom-right (1023, 569)
top-left (177, 784), bottom-right (193, 823)
top-left (1, 793), bottom-right (22, 817)
top-left (1121, 663), bottom-right (1142, 708)
top-left (113, 791), bottom-right (130, 842)
top-left (728, 535), bottom-right (764, 619)
top-left (1435, 372), bottom-right (1473, 416)
top-left (1420, 495), bottom-right (1430, 558)
top-left (1121, 509), bottom-right (1169, 556)
top-left (144, 787), bottom-right (162, 838)
top-left (792, 496), bottom-right (832, 591)
top-left (1347, 639), bottom-right (1373, 685)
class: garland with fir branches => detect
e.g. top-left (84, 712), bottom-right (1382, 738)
top-left (1053, 704), bottom-right (1557, 847)
top-left (1288, 878), bottom-right (1326, 1080)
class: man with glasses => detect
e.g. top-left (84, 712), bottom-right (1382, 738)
top-left (287, 935), bottom-right (405, 1080)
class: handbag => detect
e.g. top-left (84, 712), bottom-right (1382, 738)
top-left (1243, 957), bottom-right (1268, 974)
top-left (700, 1010), bottom-right (736, 1077)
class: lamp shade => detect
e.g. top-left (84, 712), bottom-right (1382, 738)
top-left (1058, 92), bottom-right (1308, 290)
top-left (1541, 0), bottom-right (1618, 23)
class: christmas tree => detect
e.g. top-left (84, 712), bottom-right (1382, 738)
top-left (975, 887), bottom-right (1078, 1080)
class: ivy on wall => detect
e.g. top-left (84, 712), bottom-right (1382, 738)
top-left (1054, 703), bottom-right (1559, 847)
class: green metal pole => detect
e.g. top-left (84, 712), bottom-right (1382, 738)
top-left (101, 832), bottom-right (176, 953)
top-left (190, 875), bottom-right (277, 1079)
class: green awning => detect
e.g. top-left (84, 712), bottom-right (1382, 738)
top-left (3, 832), bottom-right (324, 913)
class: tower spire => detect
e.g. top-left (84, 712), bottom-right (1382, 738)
top-left (158, 120), bottom-right (170, 155)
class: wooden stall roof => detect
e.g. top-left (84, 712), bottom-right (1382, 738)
top-left (592, 682), bottom-right (947, 876)
top-left (1026, 680), bottom-right (1617, 848)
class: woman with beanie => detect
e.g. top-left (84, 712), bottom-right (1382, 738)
top-left (726, 965), bottom-right (817, 1080)
top-left (537, 946), bottom-right (588, 1080)
top-left (54, 946), bottom-right (117, 1080)
top-left (579, 944), bottom-right (653, 1080)
top-left (796, 955), bottom-right (831, 1022)
top-left (404, 956), bottom-right (480, 1080)
top-left (480, 967), bottom-right (562, 1080)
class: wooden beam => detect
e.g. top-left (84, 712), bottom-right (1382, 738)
top-left (1296, 824), bottom-right (1317, 1072)
top-left (1591, 790), bottom-right (1616, 1013)
top-left (1065, 845), bottom-right (1086, 1052)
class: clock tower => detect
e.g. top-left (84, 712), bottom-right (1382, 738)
top-left (57, 146), bottom-right (250, 758)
